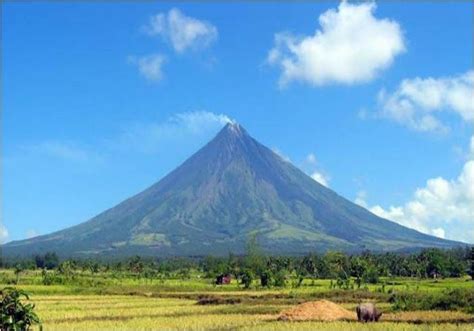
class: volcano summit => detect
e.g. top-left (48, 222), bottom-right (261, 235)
top-left (3, 122), bottom-right (461, 257)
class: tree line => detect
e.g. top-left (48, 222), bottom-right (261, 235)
top-left (2, 244), bottom-right (473, 288)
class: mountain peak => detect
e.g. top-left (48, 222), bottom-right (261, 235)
top-left (3, 119), bottom-right (461, 257)
top-left (217, 121), bottom-right (248, 142)
top-left (224, 121), bottom-right (243, 134)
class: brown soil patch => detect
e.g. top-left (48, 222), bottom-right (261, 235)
top-left (278, 299), bottom-right (356, 321)
top-left (196, 295), bottom-right (242, 305)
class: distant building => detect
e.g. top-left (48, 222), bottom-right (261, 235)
top-left (215, 274), bottom-right (231, 285)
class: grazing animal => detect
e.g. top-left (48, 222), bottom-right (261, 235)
top-left (356, 303), bottom-right (382, 322)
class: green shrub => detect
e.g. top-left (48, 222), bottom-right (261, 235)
top-left (389, 288), bottom-right (474, 312)
top-left (1, 287), bottom-right (41, 331)
top-left (240, 270), bottom-right (253, 289)
top-left (362, 265), bottom-right (379, 284)
top-left (431, 288), bottom-right (474, 313)
top-left (273, 270), bottom-right (286, 287)
top-left (41, 269), bottom-right (63, 285)
top-left (259, 271), bottom-right (271, 288)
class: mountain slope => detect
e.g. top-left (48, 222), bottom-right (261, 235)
top-left (3, 123), bottom-right (462, 257)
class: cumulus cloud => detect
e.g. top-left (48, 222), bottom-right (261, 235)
top-left (358, 145), bottom-right (474, 243)
top-left (267, 1), bottom-right (405, 87)
top-left (378, 70), bottom-right (474, 133)
top-left (311, 171), bottom-right (329, 187)
top-left (129, 54), bottom-right (166, 82)
top-left (358, 70), bottom-right (474, 242)
top-left (270, 150), bottom-right (329, 186)
top-left (354, 190), bottom-right (368, 208)
top-left (0, 225), bottom-right (8, 244)
top-left (432, 228), bottom-right (445, 239)
top-left (302, 153), bottom-right (330, 187)
top-left (115, 111), bottom-right (231, 154)
top-left (272, 148), bottom-right (292, 163)
top-left (144, 8), bottom-right (218, 53)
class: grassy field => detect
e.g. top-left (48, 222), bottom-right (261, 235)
top-left (2, 270), bottom-right (474, 330)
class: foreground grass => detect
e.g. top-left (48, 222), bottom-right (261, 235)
top-left (24, 294), bottom-right (473, 330)
top-left (3, 273), bottom-right (473, 330)
top-left (243, 322), bottom-right (474, 331)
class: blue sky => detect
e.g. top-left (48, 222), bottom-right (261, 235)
top-left (2, 1), bottom-right (473, 243)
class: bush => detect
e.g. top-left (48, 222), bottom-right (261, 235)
top-left (240, 270), bottom-right (253, 289)
top-left (273, 270), bottom-right (286, 287)
top-left (389, 288), bottom-right (474, 312)
top-left (259, 271), bottom-right (271, 287)
top-left (1, 287), bottom-right (41, 330)
top-left (41, 269), bottom-right (65, 285)
top-left (362, 265), bottom-right (379, 284)
top-left (431, 288), bottom-right (474, 313)
top-left (43, 252), bottom-right (59, 270)
top-left (389, 291), bottom-right (422, 311)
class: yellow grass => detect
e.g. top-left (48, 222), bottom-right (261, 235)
top-left (28, 294), bottom-right (474, 331)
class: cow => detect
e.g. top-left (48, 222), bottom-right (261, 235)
top-left (356, 303), bottom-right (382, 322)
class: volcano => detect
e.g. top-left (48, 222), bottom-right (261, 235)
top-left (3, 122), bottom-right (461, 257)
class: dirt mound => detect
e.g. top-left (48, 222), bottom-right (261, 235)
top-left (278, 299), bottom-right (355, 321)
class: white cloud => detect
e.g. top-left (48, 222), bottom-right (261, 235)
top-left (144, 8), bottom-right (218, 53)
top-left (116, 111), bottom-right (231, 154)
top-left (0, 225), bottom-right (8, 244)
top-left (272, 148), bottom-right (292, 163)
top-left (378, 70), bottom-right (474, 133)
top-left (362, 70), bottom-right (474, 242)
top-left (311, 171), bottom-right (329, 187)
top-left (302, 153), bottom-right (330, 187)
top-left (354, 190), bottom-right (368, 208)
top-left (267, 1), bottom-right (405, 87)
top-left (129, 54), bottom-right (166, 82)
top-left (364, 146), bottom-right (474, 243)
top-left (432, 228), bottom-right (445, 239)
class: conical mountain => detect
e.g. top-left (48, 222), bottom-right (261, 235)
top-left (3, 122), bottom-right (462, 257)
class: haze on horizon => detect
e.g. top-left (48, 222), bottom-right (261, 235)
top-left (2, 1), bottom-right (473, 245)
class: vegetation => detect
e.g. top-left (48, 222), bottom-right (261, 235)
top-left (1, 287), bottom-right (41, 331)
top-left (1, 245), bottom-right (472, 330)
top-left (10, 293), bottom-right (470, 331)
top-left (2, 246), bottom-right (472, 289)
top-left (1, 276), bottom-right (472, 330)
